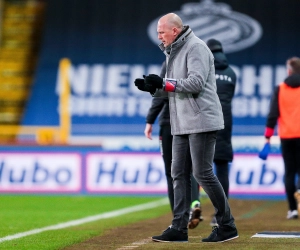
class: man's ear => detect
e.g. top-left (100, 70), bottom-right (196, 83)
top-left (173, 27), bottom-right (179, 37)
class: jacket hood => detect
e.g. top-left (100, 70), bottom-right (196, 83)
top-left (284, 74), bottom-right (300, 88)
top-left (212, 51), bottom-right (228, 70)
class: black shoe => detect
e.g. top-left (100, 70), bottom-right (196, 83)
top-left (202, 226), bottom-right (238, 243)
top-left (152, 226), bottom-right (188, 242)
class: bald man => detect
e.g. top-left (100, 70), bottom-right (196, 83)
top-left (135, 13), bottom-right (238, 243)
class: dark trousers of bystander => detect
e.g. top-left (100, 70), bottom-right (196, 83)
top-left (281, 138), bottom-right (300, 211)
top-left (214, 159), bottom-right (230, 198)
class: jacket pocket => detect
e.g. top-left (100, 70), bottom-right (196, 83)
top-left (188, 94), bottom-right (201, 114)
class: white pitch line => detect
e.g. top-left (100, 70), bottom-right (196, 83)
top-left (0, 197), bottom-right (169, 243)
top-left (116, 239), bottom-right (151, 250)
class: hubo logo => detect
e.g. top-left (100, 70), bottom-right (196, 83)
top-left (147, 0), bottom-right (263, 53)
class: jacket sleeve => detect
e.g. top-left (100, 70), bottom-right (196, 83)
top-left (146, 61), bottom-right (167, 124)
top-left (164, 43), bottom-right (211, 94)
top-left (146, 97), bottom-right (165, 124)
top-left (152, 61), bottom-right (169, 97)
top-left (264, 86), bottom-right (280, 138)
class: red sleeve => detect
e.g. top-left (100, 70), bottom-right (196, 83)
top-left (264, 127), bottom-right (274, 138)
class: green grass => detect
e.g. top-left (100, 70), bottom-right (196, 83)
top-left (0, 195), bottom-right (170, 250)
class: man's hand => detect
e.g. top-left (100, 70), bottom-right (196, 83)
top-left (258, 141), bottom-right (270, 160)
top-left (144, 123), bottom-right (153, 140)
top-left (134, 78), bottom-right (145, 90)
top-left (134, 78), bottom-right (156, 93)
top-left (144, 74), bottom-right (163, 89)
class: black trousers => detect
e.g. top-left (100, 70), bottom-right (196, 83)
top-left (214, 159), bottom-right (229, 198)
top-left (281, 138), bottom-right (300, 211)
top-left (160, 125), bottom-right (199, 213)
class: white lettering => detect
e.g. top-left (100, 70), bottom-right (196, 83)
top-left (232, 96), bottom-right (270, 117)
top-left (70, 96), bottom-right (151, 117)
top-left (56, 63), bottom-right (286, 118)
top-left (90, 64), bottom-right (105, 95)
top-left (70, 65), bottom-right (90, 96)
top-left (275, 65), bottom-right (287, 86)
top-left (242, 65), bottom-right (272, 96)
top-left (231, 65), bottom-right (240, 95)
top-left (129, 65), bottom-right (146, 94)
top-left (126, 97), bottom-right (137, 117)
top-left (147, 64), bottom-right (161, 76)
top-left (216, 74), bottom-right (232, 82)
top-left (106, 64), bottom-right (129, 94)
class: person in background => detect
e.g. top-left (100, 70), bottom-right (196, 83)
top-left (145, 62), bottom-right (203, 230)
top-left (206, 39), bottom-right (237, 226)
top-left (135, 13), bottom-right (237, 243)
top-left (263, 56), bottom-right (300, 219)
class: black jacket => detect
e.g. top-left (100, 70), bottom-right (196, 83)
top-left (213, 51), bottom-right (236, 161)
top-left (146, 97), bottom-right (170, 126)
top-left (146, 62), bottom-right (170, 126)
top-left (266, 74), bottom-right (300, 129)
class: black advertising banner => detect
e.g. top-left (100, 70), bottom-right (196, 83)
top-left (23, 0), bottom-right (300, 137)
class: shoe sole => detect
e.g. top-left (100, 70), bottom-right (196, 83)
top-left (202, 235), bottom-right (239, 243)
top-left (287, 216), bottom-right (298, 220)
top-left (188, 207), bottom-right (203, 229)
top-left (152, 238), bottom-right (188, 243)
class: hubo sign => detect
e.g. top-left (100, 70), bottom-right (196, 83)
top-left (0, 153), bottom-right (81, 193)
top-left (86, 153), bottom-right (167, 194)
top-left (148, 0), bottom-right (263, 53)
top-left (0, 151), bottom-right (285, 197)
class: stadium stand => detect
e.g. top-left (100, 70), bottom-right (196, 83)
top-left (0, 0), bottom-right (45, 142)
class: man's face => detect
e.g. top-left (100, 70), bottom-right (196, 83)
top-left (157, 21), bottom-right (177, 47)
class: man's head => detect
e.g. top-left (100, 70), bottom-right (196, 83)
top-left (157, 13), bottom-right (183, 47)
top-left (287, 57), bottom-right (300, 75)
top-left (206, 39), bottom-right (223, 53)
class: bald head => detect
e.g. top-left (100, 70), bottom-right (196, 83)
top-left (157, 13), bottom-right (184, 47)
top-left (159, 13), bottom-right (183, 30)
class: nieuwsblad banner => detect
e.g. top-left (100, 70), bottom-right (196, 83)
top-left (22, 0), bottom-right (300, 137)
top-left (0, 152), bottom-right (285, 197)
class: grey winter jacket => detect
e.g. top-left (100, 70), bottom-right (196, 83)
top-left (153, 26), bottom-right (224, 135)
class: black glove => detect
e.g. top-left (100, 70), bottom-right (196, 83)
top-left (134, 77), bottom-right (156, 93)
top-left (134, 78), bottom-right (145, 90)
top-left (144, 74), bottom-right (163, 89)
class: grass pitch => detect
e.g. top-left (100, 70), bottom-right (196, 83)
top-left (1, 195), bottom-right (300, 250)
top-left (0, 195), bottom-right (170, 249)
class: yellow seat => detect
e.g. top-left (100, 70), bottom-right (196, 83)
top-left (0, 0), bottom-right (46, 136)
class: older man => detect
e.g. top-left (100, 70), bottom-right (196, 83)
top-left (135, 13), bottom-right (238, 243)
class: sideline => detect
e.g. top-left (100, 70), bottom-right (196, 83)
top-left (239, 201), bottom-right (278, 219)
top-left (0, 198), bottom-right (169, 243)
top-left (115, 200), bottom-right (279, 249)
